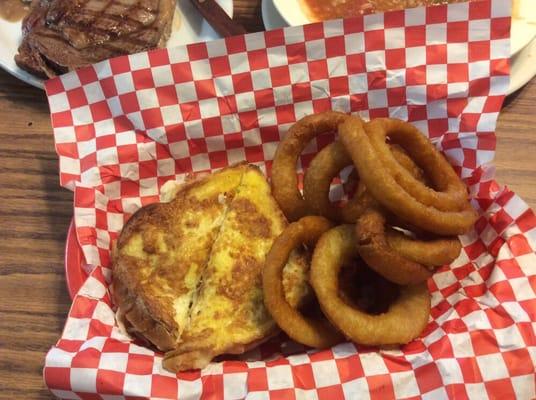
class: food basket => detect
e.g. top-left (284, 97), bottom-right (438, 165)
top-left (43, 0), bottom-right (536, 398)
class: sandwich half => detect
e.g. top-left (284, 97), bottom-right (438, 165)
top-left (112, 163), bottom-right (311, 370)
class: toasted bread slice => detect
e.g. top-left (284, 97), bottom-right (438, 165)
top-left (162, 166), bottom-right (309, 371)
top-left (112, 164), bottom-right (311, 364)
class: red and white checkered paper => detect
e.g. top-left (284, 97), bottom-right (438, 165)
top-left (43, 0), bottom-right (536, 398)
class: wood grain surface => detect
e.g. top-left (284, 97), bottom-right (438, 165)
top-left (0, 1), bottom-right (535, 399)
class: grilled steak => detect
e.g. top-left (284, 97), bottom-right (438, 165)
top-left (15, 0), bottom-right (175, 78)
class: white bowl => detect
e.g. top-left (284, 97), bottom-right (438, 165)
top-left (272, 0), bottom-right (536, 56)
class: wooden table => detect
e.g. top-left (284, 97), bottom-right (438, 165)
top-left (0, 2), bottom-right (535, 399)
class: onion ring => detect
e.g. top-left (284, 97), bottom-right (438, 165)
top-left (263, 216), bottom-right (343, 348)
top-left (355, 209), bottom-right (433, 284)
top-left (338, 116), bottom-right (478, 235)
top-left (390, 144), bottom-right (427, 183)
top-left (303, 142), bottom-right (425, 223)
top-left (310, 224), bottom-right (430, 345)
top-left (366, 118), bottom-right (468, 211)
top-left (302, 141), bottom-right (373, 223)
top-left (386, 228), bottom-right (462, 268)
top-left (271, 111), bottom-right (350, 221)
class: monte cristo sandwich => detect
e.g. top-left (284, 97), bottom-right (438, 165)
top-left (111, 163), bottom-right (312, 372)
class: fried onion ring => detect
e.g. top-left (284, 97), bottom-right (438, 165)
top-left (263, 216), bottom-right (343, 348)
top-left (310, 224), bottom-right (430, 345)
top-left (271, 111), bottom-right (350, 221)
top-left (339, 116), bottom-right (478, 235)
top-left (303, 142), bottom-right (425, 223)
top-left (390, 144), bottom-right (427, 183)
top-left (303, 141), bottom-right (373, 223)
top-left (366, 118), bottom-right (468, 211)
top-left (355, 209), bottom-right (433, 284)
top-left (386, 228), bottom-right (462, 268)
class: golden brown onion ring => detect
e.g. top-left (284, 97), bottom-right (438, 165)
top-left (303, 142), bottom-right (425, 223)
top-left (386, 228), bottom-right (462, 268)
top-left (263, 216), bottom-right (343, 348)
top-left (310, 224), bottom-right (430, 346)
top-left (271, 111), bottom-right (350, 221)
top-left (366, 118), bottom-right (468, 211)
top-left (390, 144), bottom-right (427, 183)
top-left (355, 209), bottom-right (433, 284)
top-left (338, 116), bottom-right (478, 235)
top-left (303, 141), bottom-right (372, 223)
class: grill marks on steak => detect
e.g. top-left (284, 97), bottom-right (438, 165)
top-left (15, 0), bottom-right (174, 78)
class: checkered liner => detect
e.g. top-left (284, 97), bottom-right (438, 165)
top-left (43, 0), bottom-right (536, 398)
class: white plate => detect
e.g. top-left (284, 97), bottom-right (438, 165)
top-left (0, 0), bottom-right (233, 89)
top-left (272, 0), bottom-right (536, 56)
top-left (263, 0), bottom-right (536, 95)
top-left (508, 37), bottom-right (536, 94)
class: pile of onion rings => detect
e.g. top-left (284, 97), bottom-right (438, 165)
top-left (264, 111), bottom-right (477, 348)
